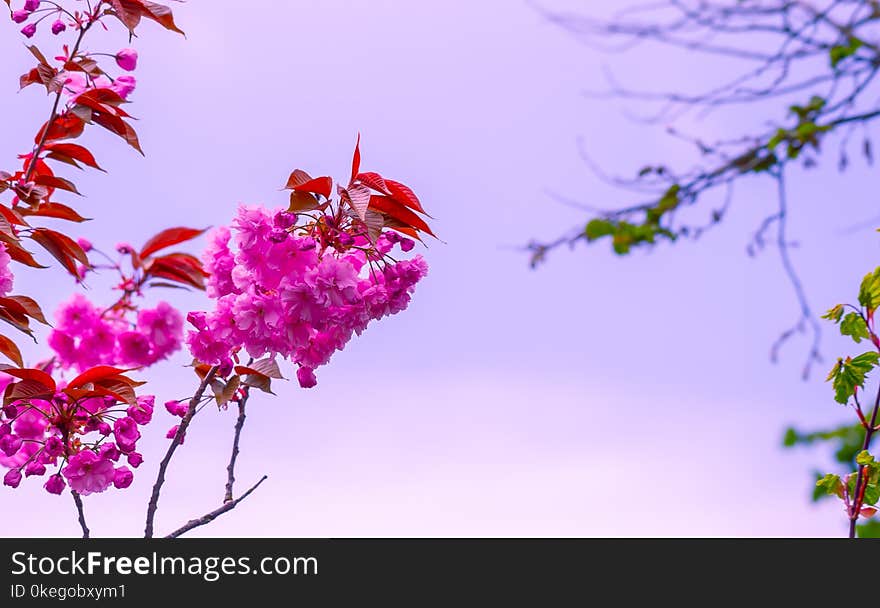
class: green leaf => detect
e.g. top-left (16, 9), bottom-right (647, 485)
top-left (822, 304), bottom-right (845, 323)
top-left (816, 473), bottom-right (843, 497)
top-left (856, 450), bottom-right (875, 466)
top-left (858, 267), bottom-right (880, 311)
top-left (856, 520), bottom-right (880, 538)
top-left (827, 352), bottom-right (880, 404)
top-left (585, 219), bottom-right (615, 242)
top-left (830, 37), bottom-right (864, 68)
top-left (841, 312), bottom-right (870, 343)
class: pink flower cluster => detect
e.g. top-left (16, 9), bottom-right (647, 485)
top-left (0, 379), bottom-right (150, 496)
top-left (187, 206), bottom-right (428, 387)
top-left (60, 72), bottom-right (137, 101)
top-left (48, 295), bottom-right (184, 372)
top-left (0, 243), bottom-right (14, 298)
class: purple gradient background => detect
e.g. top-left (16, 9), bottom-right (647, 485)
top-left (0, 0), bottom-right (875, 536)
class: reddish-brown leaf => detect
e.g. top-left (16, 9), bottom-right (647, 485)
top-left (1, 367), bottom-right (56, 392)
top-left (30, 228), bottom-right (90, 276)
top-left (288, 191), bottom-right (320, 213)
top-left (0, 335), bottom-right (22, 367)
top-left (4, 296), bottom-right (47, 325)
top-left (45, 143), bottom-right (103, 171)
top-left (293, 176), bottom-right (333, 199)
top-left (21, 203), bottom-right (90, 223)
top-left (34, 174), bottom-right (81, 195)
top-left (385, 179), bottom-right (428, 215)
top-left (68, 366), bottom-right (129, 389)
top-left (140, 0), bottom-right (185, 35)
top-left (357, 171), bottom-right (390, 194)
top-left (285, 169), bottom-right (313, 190)
top-left (36, 114), bottom-right (85, 143)
top-left (340, 184), bottom-right (371, 222)
top-left (7, 379), bottom-right (54, 404)
top-left (140, 227), bottom-right (207, 259)
top-left (350, 133), bottom-right (361, 185)
top-left (368, 195), bottom-right (436, 237)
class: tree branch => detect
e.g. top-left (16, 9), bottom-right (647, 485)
top-left (144, 365), bottom-right (218, 538)
top-left (164, 475), bottom-right (268, 539)
top-left (71, 490), bottom-right (89, 539)
top-left (224, 389), bottom-right (250, 503)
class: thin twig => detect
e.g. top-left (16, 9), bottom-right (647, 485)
top-left (164, 475), bottom-right (268, 539)
top-left (144, 366), bottom-right (218, 538)
top-left (224, 389), bottom-right (250, 503)
top-left (71, 490), bottom-right (89, 539)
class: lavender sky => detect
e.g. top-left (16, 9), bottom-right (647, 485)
top-left (0, 0), bottom-right (877, 537)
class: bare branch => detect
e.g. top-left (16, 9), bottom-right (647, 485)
top-left (164, 475), bottom-right (268, 539)
top-left (144, 366), bottom-right (218, 538)
top-left (71, 491), bottom-right (89, 539)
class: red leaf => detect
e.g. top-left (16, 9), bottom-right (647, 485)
top-left (385, 179), bottom-right (428, 215)
top-left (293, 176), bottom-right (333, 199)
top-left (0, 335), bottom-right (22, 367)
top-left (36, 114), bottom-right (85, 143)
top-left (350, 133), bottom-right (361, 185)
top-left (34, 175), bottom-right (81, 195)
top-left (285, 169), bottom-right (312, 189)
top-left (145, 253), bottom-right (207, 290)
top-left (4, 296), bottom-right (47, 325)
top-left (368, 195), bottom-right (436, 237)
top-left (1, 367), bottom-right (56, 392)
top-left (341, 184), bottom-right (371, 222)
top-left (140, 227), bottom-right (207, 259)
top-left (140, 0), bottom-right (185, 35)
top-left (30, 228), bottom-right (90, 276)
top-left (45, 143), bottom-right (103, 171)
top-left (68, 366), bottom-right (129, 389)
top-left (357, 171), bottom-right (390, 194)
top-left (21, 203), bottom-right (90, 223)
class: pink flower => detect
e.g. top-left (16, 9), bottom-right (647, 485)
top-left (4, 468), bottom-right (21, 488)
top-left (166, 425), bottom-right (184, 444)
top-left (0, 434), bottom-right (22, 457)
top-left (51, 19), bottom-right (65, 35)
top-left (76, 237), bottom-right (92, 252)
top-left (62, 450), bottom-right (115, 496)
top-left (296, 367), bottom-right (317, 389)
top-left (11, 10), bottom-right (28, 23)
top-left (0, 243), bottom-right (13, 297)
top-left (44, 474), bottom-right (65, 495)
top-left (137, 302), bottom-right (183, 360)
top-left (112, 74), bottom-right (137, 99)
top-left (164, 400), bottom-right (187, 417)
top-left (127, 395), bottom-right (154, 425)
top-left (115, 48), bottom-right (138, 71)
top-left (99, 443), bottom-right (120, 462)
top-left (24, 461), bottom-right (46, 477)
top-left (126, 452), bottom-right (143, 468)
top-left (117, 331), bottom-right (153, 366)
top-left (113, 466), bottom-right (133, 489)
top-left (113, 417), bottom-right (140, 453)
top-left (21, 23), bottom-right (36, 38)
top-left (24, 0), bottom-right (40, 11)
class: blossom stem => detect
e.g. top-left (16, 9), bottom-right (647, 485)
top-left (849, 381), bottom-right (880, 538)
top-left (224, 389), bottom-right (250, 503)
top-left (71, 490), bottom-right (89, 539)
top-left (144, 365), bottom-right (218, 538)
top-left (24, 6), bottom-right (99, 182)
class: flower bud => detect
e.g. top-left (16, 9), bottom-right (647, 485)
top-left (20, 22), bottom-right (36, 38)
top-left (44, 474), bottom-right (65, 495)
top-left (24, 0), bottom-right (40, 11)
top-left (296, 366), bottom-right (317, 389)
top-left (115, 48), bottom-right (138, 71)
top-left (51, 19), bottom-right (65, 35)
top-left (4, 468), bottom-right (22, 488)
top-left (11, 10), bottom-right (28, 23)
